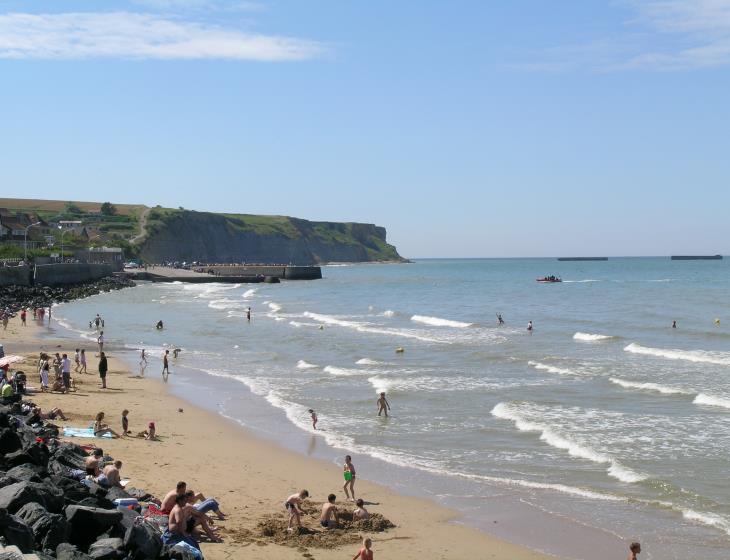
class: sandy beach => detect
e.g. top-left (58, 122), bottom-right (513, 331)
top-left (1, 315), bottom-right (555, 560)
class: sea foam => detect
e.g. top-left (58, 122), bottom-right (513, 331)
top-left (411, 315), bottom-right (473, 328)
top-left (573, 332), bottom-right (615, 342)
top-left (624, 343), bottom-right (730, 366)
top-left (491, 402), bottom-right (646, 483)
top-left (296, 360), bottom-right (318, 370)
top-left (528, 361), bottom-right (576, 376)
top-left (609, 378), bottom-right (692, 396)
top-left (693, 393), bottom-right (730, 410)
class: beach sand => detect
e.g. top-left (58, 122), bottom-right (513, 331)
top-left (1, 316), bottom-right (556, 560)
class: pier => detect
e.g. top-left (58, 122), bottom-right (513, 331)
top-left (121, 265), bottom-right (322, 283)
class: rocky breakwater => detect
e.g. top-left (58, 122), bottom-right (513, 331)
top-left (0, 402), bottom-right (184, 559)
top-left (0, 277), bottom-right (135, 314)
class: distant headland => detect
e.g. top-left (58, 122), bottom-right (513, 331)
top-left (0, 198), bottom-right (406, 265)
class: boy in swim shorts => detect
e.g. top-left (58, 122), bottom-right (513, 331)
top-left (343, 455), bottom-right (356, 501)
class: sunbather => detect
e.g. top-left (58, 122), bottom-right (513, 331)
top-left (94, 412), bottom-right (120, 438)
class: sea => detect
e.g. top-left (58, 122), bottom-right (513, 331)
top-left (47, 258), bottom-right (730, 559)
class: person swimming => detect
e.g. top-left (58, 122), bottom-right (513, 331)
top-left (156, 320), bottom-right (164, 330)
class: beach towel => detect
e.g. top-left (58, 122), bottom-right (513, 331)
top-left (63, 427), bottom-right (113, 439)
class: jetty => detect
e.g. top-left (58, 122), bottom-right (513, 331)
top-left (557, 257), bottom-right (608, 261)
top-left (670, 255), bottom-right (723, 261)
top-left (121, 265), bottom-right (321, 283)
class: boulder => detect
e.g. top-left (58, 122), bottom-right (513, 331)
top-left (0, 428), bottom-right (22, 454)
top-left (6, 464), bottom-right (43, 483)
top-left (24, 442), bottom-right (50, 467)
top-left (0, 481), bottom-right (64, 513)
top-left (16, 502), bottom-right (68, 552)
top-left (123, 521), bottom-right (162, 560)
top-left (88, 537), bottom-right (124, 560)
top-left (65, 506), bottom-right (122, 549)
top-left (56, 543), bottom-right (93, 560)
top-left (3, 450), bottom-right (34, 468)
top-left (0, 507), bottom-right (35, 553)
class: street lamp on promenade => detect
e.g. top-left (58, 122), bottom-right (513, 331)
top-left (23, 222), bottom-right (41, 262)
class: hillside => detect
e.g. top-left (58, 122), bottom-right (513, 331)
top-left (0, 198), bottom-right (405, 264)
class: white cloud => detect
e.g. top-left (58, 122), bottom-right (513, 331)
top-left (518, 0), bottom-right (730, 71)
top-left (0, 11), bottom-right (324, 60)
top-left (132, 0), bottom-right (262, 12)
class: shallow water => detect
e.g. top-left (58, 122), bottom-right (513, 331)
top-left (51, 258), bottom-right (730, 559)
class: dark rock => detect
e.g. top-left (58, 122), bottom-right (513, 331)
top-left (56, 543), bottom-right (93, 560)
top-left (65, 505), bottom-right (122, 549)
top-left (24, 441), bottom-right (50, 467)
top-left (123, 521), bottom-right (162, 560)
top-left (0, 412), bottom-right (10, 429)
top-left (0, 428), bottom-right (22, 454)
top-left (0, 481), bottom-right (64, 513)
top-left (104, 487), bottom-right (131, 503)
top-left (3, 450), bottom-right (34, 468)
top-left (117, 507), bottom-right (140, 532)
top-left (124, 487), bottom-right (152, 502)
top-left (0, 507), bottom-right (35, 553)
top-left (88, 537), bottom-right (124, 560)
top-left (6, 464), bottom-right (43, 483)
top-left (16, 502), bottom-right (68, 551)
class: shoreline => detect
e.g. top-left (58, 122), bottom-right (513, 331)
top-left (2, 316), bottom-right (557, 560)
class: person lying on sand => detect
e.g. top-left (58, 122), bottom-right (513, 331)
top-left (353, 537), bottom-right (374, 560)
top-left (285, 489), bottom-right (309, 532)
top-left (353, 499), bottom-right (370, 521)
top-left (185, 490), bottom-right (227, 520)
top-left (320, 493), bottom-right (339, 529)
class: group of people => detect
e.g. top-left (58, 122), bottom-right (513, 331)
top-left (1, 306), bottom-right (51, 329)
top-left (93, 410), bottom-right (156, 440)
top-left (160, 481), bottom-right (226, 551)
top-left (285, 454), bottom-right (368, 533)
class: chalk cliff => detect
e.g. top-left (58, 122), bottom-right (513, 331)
top-left (138, 210), bottom-right (405, 265)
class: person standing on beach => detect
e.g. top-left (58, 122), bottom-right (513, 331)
top-left (39, 354), bottom-right (50, 392)
top-left (97, 331), bottom-right (105, 356)
top-left (309, 409), bottom-right (318, 430)
top-left (80, 349), bottom-right (87, 373)
top-left (98, 352), bottom-right (108, 389)
top-left (162, 350), bottom-right (170, 381)
top-left (139, 349), bottom-right (147, 377)
top-left (121, 409), bottom-right (129, 436)
top-left (353, 537), bottom-right (374, 560)
top-left (672, 320), bottom-right (677, 328)
top-left (61, 353), bottom-right (72, 392)
top-left (377, 392), bottom-right (391, 417)
top-left (343, 455), bottom-right (356, 501)
top-left (94, 314), bottom-right (102, 329)
top-left (74, 349), bottom-right (80, 372)
top-left (20, 309), bottom-right (26, 326)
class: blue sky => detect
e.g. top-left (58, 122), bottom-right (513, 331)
top-left (1, 0), bottom-right (728, 257)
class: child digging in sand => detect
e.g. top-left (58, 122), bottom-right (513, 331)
top-left (285, 489), bottom-right (309, 532)
top-left (353, 537), bottom-right (374, 560)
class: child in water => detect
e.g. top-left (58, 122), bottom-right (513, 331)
top-left (308, 409), bottom-right (318, 430)
top-left (377, 392), bottom-right (391, 417)
top-left (628, 542), bottom-right (641, 560)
